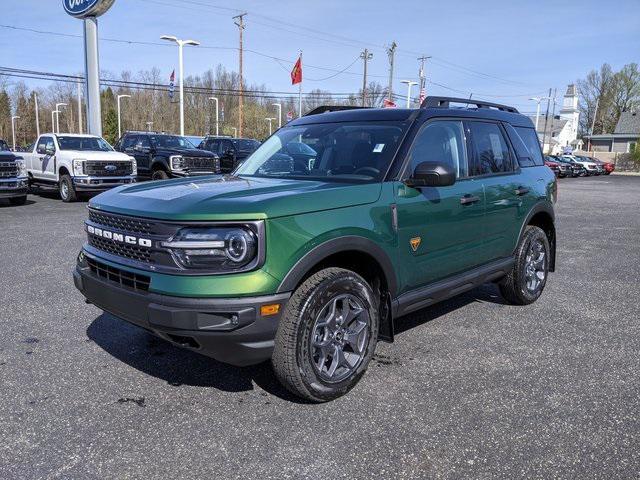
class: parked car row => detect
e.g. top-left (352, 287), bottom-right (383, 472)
top-left (1, 132), bottom-right (261, 204)
top-left (544, 154), bottom-right (614, 178)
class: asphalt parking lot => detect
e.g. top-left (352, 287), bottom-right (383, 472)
top-left (1, 175), bottom-right (639, 479)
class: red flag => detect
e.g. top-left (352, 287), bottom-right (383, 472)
top-left (169, 70), bottom-right (175, 82)
top-left (290, 56), bottom-right (302, 85)
top-left (383, 98), bottom-right (396, 108)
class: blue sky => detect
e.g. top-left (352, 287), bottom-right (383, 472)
top-left (1, 0), bottom-right (639, 112)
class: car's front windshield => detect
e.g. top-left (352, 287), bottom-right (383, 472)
top-left (234, 139), bottom-right (260, 151)
top-left (234, 121), bottom-right (407, 182)
top-left (150, 135), bottom-right (195, 149)
top-left (57, 136), bottom-right (113, 151)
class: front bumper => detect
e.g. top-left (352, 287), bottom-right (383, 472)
top-left (73, 176), bottom-right (136, 192)
top-left (0, 178), bottom-right (28, 198)
top-left (74, 253), bottom-right (290, 366)
top-left (170, 170), bottom-right (220, 177)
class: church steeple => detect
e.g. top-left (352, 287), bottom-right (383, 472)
top-left (559, 84), bottom-right (579, 145)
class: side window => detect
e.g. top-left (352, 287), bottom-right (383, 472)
top-left (121, 135), bottom-right (138, 150)
top-left (405, 120), bottom-right (468, 179)
top-left (45, 138), bottom-right (56, 154)
top-left (514, 126), bottom-right (544, 166)
top-left (223, 140), bottom-right (234, 153)
top-left (207, 139), bottom-right (220, 153)
top-left (137, 136), bottom-right (151, 149)
top-left (468, 122), bottom-right (513, 175)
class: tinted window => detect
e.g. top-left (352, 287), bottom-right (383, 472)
top-left (204, 139), bottom-right (220, 153)
top-left (0, 140), bottom-right (9, 151)
top-left (406, 120), bottom-right (468, 178)
top-left (149, 135), bottom-right (194, 149)
top-left (121, 135), bottom-right (138, 150)
top-left (469, 122), bottom-right (512, 175)
top-left (233, 139), bottom-right (260, 151)
top-left (515, 127), bottom-right (544, 166)
top-left (137, 136), bottom-right (151, 149)
top-left (58, 136), bottom-right (113, 151)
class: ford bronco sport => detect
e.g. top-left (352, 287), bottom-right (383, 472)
top-left (74, 97), bottom-right (557, 402)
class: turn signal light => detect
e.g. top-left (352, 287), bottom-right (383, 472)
top-left (260, 304), bottom-right (280, 316)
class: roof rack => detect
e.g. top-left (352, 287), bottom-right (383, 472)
top-left (304, 105), bottom-right (370, 116)
top-left (421, 96), bottom-right (519, 113)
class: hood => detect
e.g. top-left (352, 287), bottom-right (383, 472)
top-left (157, 146), bottom-right (216, 157)
top-left (63, 150), bottom-right (133, 161)
top-left (0, 152), bottom-right (18, 161)
top-left (90, 175), bottom-right (382, 221)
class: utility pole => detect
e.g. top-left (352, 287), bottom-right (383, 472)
top-left (587, 97), bottom-right (600, 152)
top-left (386, 42), bottom-right (397, 103)
top-left (541, 88), bottom-right (552, 154)
top-left (34, 92), bottom-right (40, 138)
top-left (77, 83), bottom-right (83, 134)
top-left (549, 88), bottom-right (557, 151)
top-left (233, 12), bottom-right (247, 138)
top-left (360, 48), bottom-right (373, 107)
top-left (417, 55), bottom-right (431, 105)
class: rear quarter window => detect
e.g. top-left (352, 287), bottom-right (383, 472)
top-left (514, 127), bottom-right (544, 167)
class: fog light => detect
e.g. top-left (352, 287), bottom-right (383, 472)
top-left (260, 304), bottom-right (280, 316)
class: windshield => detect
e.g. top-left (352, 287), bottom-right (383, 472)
top-left (150, 135), bottom-right (195, 149)
top-left (57, 136), bottom-right (113, 151)
top-left (234, 139), bottom-right (261, 151)
top-left (235, 121), bottom-right (407, 182)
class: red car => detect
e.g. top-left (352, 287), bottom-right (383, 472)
top-left (544, 158), bottom-right (560, 176)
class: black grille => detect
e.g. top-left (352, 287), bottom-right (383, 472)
top-left (87, 257), bottom-right (150, 291)
top-left (88, 235), bottom-right (153, 263)
top-left (88, 209), bottom-right (153, 234)
top-left (184, 157), bottom-right (216, 170)
top-left (84, 160), bottom-right (133, 176)
top-left (0, 162), bottom-right (18, 178)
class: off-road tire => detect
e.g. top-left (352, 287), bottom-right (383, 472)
top-left (59, 174), bottom-right (77, 203)
top-left (499, 225), bottom-right (550, 305)
top-left (272, 268), bottom-right (379, 402)
top-left (8, 195), bottom-right (27, 206)
top-left (151, 169), bottom-right (169, 181)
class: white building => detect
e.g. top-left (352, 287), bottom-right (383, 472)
top-left (530, 84), bottom-right (580, 154)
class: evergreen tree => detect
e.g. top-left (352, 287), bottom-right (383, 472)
top-left (0, 90), bottom-right (11, 141)
top-left (103, 108), bottom-right (118, 145)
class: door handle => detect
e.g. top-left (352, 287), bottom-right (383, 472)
top-left (515, 186), bottom-right (530, 196)
top-left (460, 194), bottom-right (481, 205)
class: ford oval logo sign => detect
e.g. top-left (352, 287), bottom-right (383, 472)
top-left (63, 0), bottom-right (116, 18)
top-left (104, 164), bottom-right (117, 172)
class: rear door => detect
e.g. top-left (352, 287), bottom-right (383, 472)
top-left (394, 119), bottom-right (486, 292)
top-left (467, 120), bottom-right (526, 261)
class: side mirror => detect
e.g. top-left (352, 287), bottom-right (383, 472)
top-left (45, 147), bottom-right (55, 156)
top-left (404, 161), bottom-right (456, 187)
top-left (226, 148), bottom-right (236, 156)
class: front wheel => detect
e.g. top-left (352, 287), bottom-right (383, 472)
top-left (59, 174), bottom-right (77, 202)
top-left (499, 225), bottom-right (550, 305)
top-left (272, 268), bottom-right (379, 402)
top-left (151, 169), bottom-right (169, 181)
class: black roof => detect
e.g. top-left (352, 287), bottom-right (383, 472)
top-left (290, 97), bottom-right (533, 129)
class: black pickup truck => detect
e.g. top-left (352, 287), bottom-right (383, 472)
top-left (115, 132), bottom-right (220, 181)
top-left (0, 139), bottom-right (28, 205)
top-left (198, 136), bottom-right (260, 173)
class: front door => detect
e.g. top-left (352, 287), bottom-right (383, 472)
top-left (394, 119), bottom-right (486, 293)
top-left (34, 136), bottom-right (57, 182)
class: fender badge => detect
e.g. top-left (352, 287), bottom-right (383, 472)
top-left (410, 237), bottom-right (421, 252)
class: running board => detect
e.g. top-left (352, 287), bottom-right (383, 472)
top-left (392, 257), bottom-right (514, 318)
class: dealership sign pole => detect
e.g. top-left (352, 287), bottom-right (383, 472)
top-left (63, 0), bottom-right (116, 137)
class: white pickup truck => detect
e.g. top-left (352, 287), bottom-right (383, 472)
top-left (24, 133), bottom-right (137, 202)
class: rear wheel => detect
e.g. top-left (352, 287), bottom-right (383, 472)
top-left (8, 195), bottom-right (27, 206)
top-left (59, 174), bottom-right (77, 202)
top-left (499, 226), bottom-right (550, 305)
top-left (272, 268), bottom-right (379, 402)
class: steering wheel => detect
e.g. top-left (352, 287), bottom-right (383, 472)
top-left (353, 166), bottom-right (380, 177)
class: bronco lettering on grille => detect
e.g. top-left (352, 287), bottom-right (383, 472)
top-left (86, 224), bottom-right (152, 247)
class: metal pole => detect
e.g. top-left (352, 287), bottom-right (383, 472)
top-left (360, 48), bottom-right (372, 107)
top-left (588, 97), bottom-right (600, 152)
top-left (77, 83), bottom-right (83, 134)
top-left (541, 88), bottom-right (552, 154)
top-left (272, 103), bottom-right (282, 128)
top-left (401, 81), bottom-right (417, 109)
top-left (265, 118), bottom-right (273, 136)
top-left (34, 92), bottom-right (40, 138)
top-left (387, 42), bottom-right (396, 103)
top-left (535, 100), bottom-right (541, 130)
top-left (11, 116), bottom-right (19, 150)
top-left (232, 127), bottom-right (237, 138)
top-left (51, 110), bottom-right (57, 134)
top-left (55, 103), bottom-right (66, 134)
top-left (83, 17), bottom-right (102, 136)
top-left (178, 42), bottom-right (185, 136)
top-left (233, 13), bottom-right (247, 136)
top-left (298, 51), bottom-right (302, 118)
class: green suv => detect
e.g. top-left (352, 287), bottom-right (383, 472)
top-left (74, 97), bottom-right (557, 401)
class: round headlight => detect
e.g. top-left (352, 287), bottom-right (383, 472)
top-left (226, 231), bottom-right (249, 262)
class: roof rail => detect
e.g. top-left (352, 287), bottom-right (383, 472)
top-left (304, 105), bottom-right (369, 116)
top-left (421, 96), bottom-right (519, 113)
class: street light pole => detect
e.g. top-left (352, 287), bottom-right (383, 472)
top-left (55, 103), bottom-right (67, 134)
top-left (117, 94), bottom-right (131, 139)
top-left (146, 121), bottom-right (154, 132)
top-left (34, 92), bottom-right (40, 138)
top-left (161, 35), bottom-right (200, 136)
top-left (272, 103), bottom-right (282, 129)
top-left (11, 116), bottom-right (19, 151)
top-left (264, 117), bottom-right (275, 136)
top-left (231, 127), bottom-right (237, 138)
top-left (208, 97), bottom-right (219, 136)
top-left (529, 96), bottom-right (551, 131)
top-left (51, 110), bottom-right (59, 134)
top-left (400, 81), bottom-right (418, 108)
